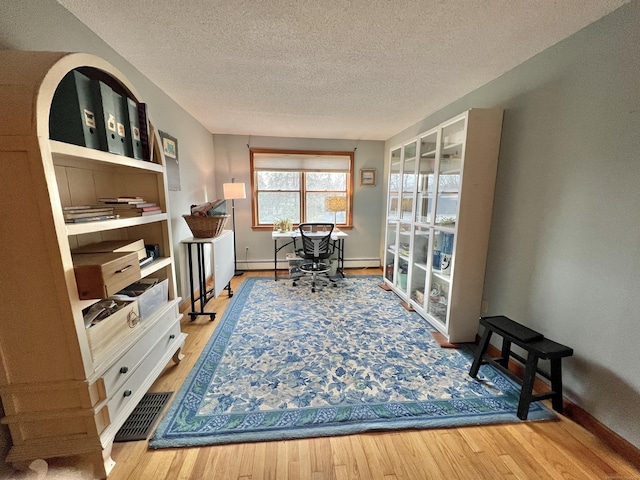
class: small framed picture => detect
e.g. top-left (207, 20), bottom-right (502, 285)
top-left (360, 168), bottom-right (377, 186)
top-left (162, 137), bottom-right (177, 159)
top-left (159, 130), bottom-right (181, 191)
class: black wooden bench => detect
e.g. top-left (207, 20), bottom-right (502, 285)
top-left (469, 315), bottom-right (573, 420)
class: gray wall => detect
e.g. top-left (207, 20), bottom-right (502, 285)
top-left (213, 134), bottom-right (384, 270)
top-left (386, 0), bottom-right (640, 449)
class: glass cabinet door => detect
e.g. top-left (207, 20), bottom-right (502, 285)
top-left (397, 222), bottom-right (411, 293)
top-left (435, 118), bottom-right (465, 227)
top-left (410, 225), bottom-right (430, 309)
top-left (427, 230), bottom-right (455, 325)
top-left (384, 220), bottom-right (398, 283)
top-left (387, 147), bottom-right (402, 219)
top-left (400, 141), bottom-right (417, 221)
top-left (416, 131), bottom-right (437, 224)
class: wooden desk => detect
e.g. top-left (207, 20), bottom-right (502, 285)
top-left (272, 230), bottom-right (347, 280)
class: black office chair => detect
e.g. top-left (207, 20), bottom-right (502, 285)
top-left (293, 223), bottom-right (336, 292)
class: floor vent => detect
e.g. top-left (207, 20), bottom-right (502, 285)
top-left (114, 392), bottom-right (173, 442)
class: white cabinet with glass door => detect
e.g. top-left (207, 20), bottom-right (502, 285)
top-left (383, 109), bottom-right (503, 343)
top-left (384, 140), bottom-right (416, 292)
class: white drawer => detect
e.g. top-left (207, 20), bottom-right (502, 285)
top-left (100, 305), bottom-right (180, 398)
top-left (104, 321), bottom-right (182, 427)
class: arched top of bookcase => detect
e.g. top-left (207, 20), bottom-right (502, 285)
top-left (0, 50), bottom-right (141, 140)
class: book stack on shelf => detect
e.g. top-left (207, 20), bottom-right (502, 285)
top-left (98, 196), bottom-right (162, 217)
top-left (63, 205), bottom-right (119, 223)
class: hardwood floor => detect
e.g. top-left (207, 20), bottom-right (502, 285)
top-left (105, 269), bottom-right (639, 480)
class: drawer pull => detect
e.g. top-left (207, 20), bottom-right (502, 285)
top-left (123, 390), bottom-right (132, 397)
top-left (119, 367), bottom-right (129, 374)
top-left (169, 334), bottom-right (176, 339)
top-left (127, 310), bottom-right (140, 328)
top-left (115, 264), bottom-right (133, 273)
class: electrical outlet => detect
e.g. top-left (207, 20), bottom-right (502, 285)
top-left (481, 299), bottom-right (489, 314)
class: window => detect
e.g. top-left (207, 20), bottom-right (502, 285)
top-left (250, 149), bottom-right (354, 229)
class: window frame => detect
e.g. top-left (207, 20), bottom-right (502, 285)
top-left (250, 148), bottom-right (354, 230)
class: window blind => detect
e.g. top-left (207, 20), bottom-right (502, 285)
top-left (253, 153), bottom-right (351, 172)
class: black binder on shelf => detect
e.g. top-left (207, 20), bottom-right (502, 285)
top-left (92, 80), bottom-right (126, 156)
top-left (125, 97), bottom-right (144, 159)
top-left (49, 70), bottom-right (103, 150)
top-left (137, 102), bottom-right (151, 161)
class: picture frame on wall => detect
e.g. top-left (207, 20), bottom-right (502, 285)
top-left (159, 130), bottom-right (181, 191)
top-left (360, 168), bottom-right (376, 186)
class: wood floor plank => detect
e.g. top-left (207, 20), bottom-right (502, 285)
top-left (391, 430), bottom-right (436, 480)
top-left (249, 442), bottom-right (267, 480)
top-left (170, 447), bottom-right (201, 480)
top-left (237, 442), bottom-right (257, 479)
top-left (553, 413), bottom-right (639, 475)
top-left (419, 430), bottom-right (464, 479)
top-left (505, 423), bottom-right (591, 479)
top-left (186, 447), bottom-right (218, 480)
top-left (309, 436), bottom-right (336, 480)
top-left (476, 425), bottom-right (548, 479)
top-left (374, 433), bottom-right (412, 480)
top-left (100, 269), bottom-right (640, 480)
top-left (359, 433), bottom-right (392, 480)
top-left (330, 436), bottom-right (361, 480)
top-left (345, 435), bottom-right (376, 480)
top-left (263, 441), bottom-right (280, 480)
top-left (447, 428), bottom-right (507, 479)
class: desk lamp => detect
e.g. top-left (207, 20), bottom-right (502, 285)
top-left (324, 196), bottom-right (347, 228)
top-left (223, 178), bottom-right (246, 276)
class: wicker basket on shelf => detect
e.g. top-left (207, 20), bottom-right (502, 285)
top-left (182, 214), bottom-right (229, 238)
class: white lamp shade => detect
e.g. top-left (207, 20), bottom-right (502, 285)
top-left (223, 182), bottom-right (246, 200)
top-left (324, 196), bottom-right (347, 212)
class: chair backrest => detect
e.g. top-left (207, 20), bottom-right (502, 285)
top-left (298, 223), bottom-right (334, 261)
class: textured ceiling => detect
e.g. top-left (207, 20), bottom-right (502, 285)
top-left (57, 0), bottom-right (629, 140)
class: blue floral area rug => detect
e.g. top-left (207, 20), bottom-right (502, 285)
top-left (150, 276), bottom-right (554, 448)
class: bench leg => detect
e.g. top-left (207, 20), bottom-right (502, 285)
top-left (550, 358), bottom-right (564, 413)
top-left (517, 353), bottom-right (539, 420)
top-left (469, 328), bottom-right (492, 378)
top-left (499, 339), bottom-right (512, 369)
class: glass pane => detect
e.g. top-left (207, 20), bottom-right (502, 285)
top-left (432, 231), bottom-right (455, 274)
top-left (307, 192), bottom-right (346, 223)
top-left (428, 230), bottom-right (453, 322)
top-left (435, 174), bottom-right (460, 226)
top-left (388, 148), bottom-right (401, 219)
top-left (257, 171), bottom-right (299, 190)
top-left (435, 125), bottom-right (461, 226)
top-left (397, 222), bottom-right (411, 293)
top-left (401, 141), bottom-right (417, 220)
top-left (428, 273), bottom-right (450, 324)
top-left (416, 132), bottom-right (437, 224)
top-left (306, 172), bottom-right (346, 191)
top-left (384, 221), bottom-right (398, 282)
top-left (404, 141), bottom-right (417, 160)
top-left (442, 118), bottom-right (465, 148)
top-left (257, 192), bottom-right (300, 224)
top-left (410, 225), bottom-right (430, 308)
